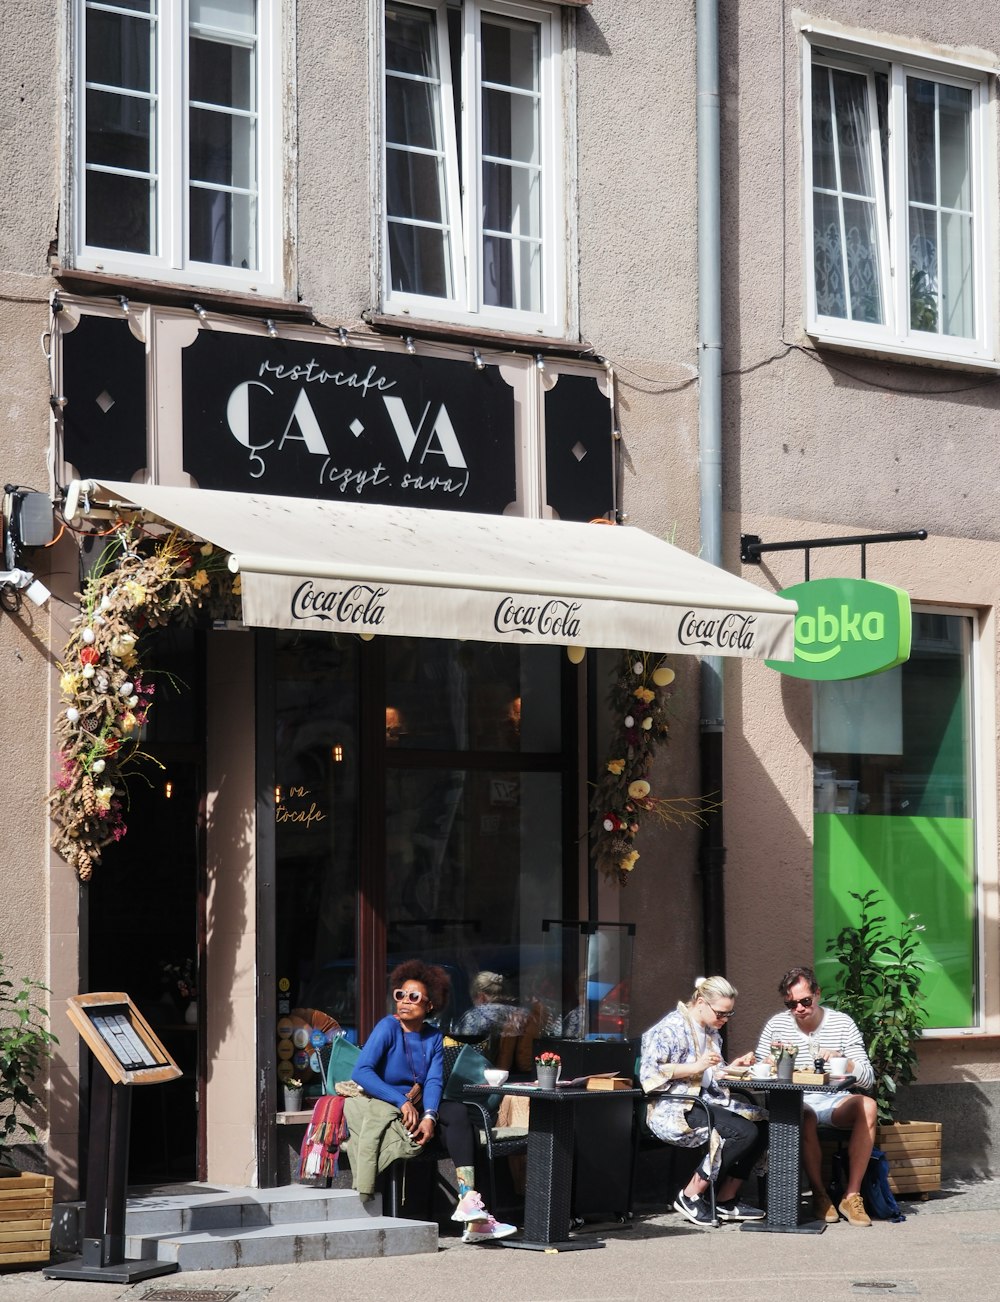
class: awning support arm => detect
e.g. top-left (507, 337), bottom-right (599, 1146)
top-left (740, 529), bottom-right (927, 580)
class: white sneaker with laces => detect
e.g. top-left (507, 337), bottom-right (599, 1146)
top-left (462, 1214), bottom-right (518, 1243)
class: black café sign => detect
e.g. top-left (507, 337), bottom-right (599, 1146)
top-left (181, 331), bottom-right (517, 514)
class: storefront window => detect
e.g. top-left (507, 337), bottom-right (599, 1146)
top-left (274, 635), bottom-right (359, 1054)
top-left (273, 632), bottom-right (569, 1076)
top-left (813, 610), bottom-right (977, 1029)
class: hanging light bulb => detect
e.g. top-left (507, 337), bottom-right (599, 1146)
top-left (535, 353), bottom-right (546, 372)
top-left (404, 336), bottom-right (416, 355)
top-left (337, 326), bottom-right (349, 345)
top-left (193, 302), bottom-right (208, 323)
top-left (265, 318), bottom-right (278, 339)
top-left (472, 350), bottom-right (485, 371)
top-left (118, 295), bottom-right (130, 316)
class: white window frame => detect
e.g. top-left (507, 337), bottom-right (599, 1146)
top-left (379, 0), bottom-right (568, 336)
top-left (802, 35), bottom-right (995, 367)
top-left (70, 0), bottom-right (283, 296)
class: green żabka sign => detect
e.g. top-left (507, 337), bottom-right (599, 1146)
top-left (765, 577), bottom-right (911, 680)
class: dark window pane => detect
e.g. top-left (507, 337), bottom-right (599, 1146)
top-left (482, 233), bottom-right (540, 311)
top-left (386, 147), bottom-right (444, 223)
top-left (86, 88), bottom-right (152, 172)
top-left (190, 186), bottom-right (255, 268)
top-left (482, 160), bottom-right (540, 238)
top-left (481, 18), bottom-right (538, 92)
top-left (86, 170), bottom-right (152, 253)
top-left (386, 76), bottom-right (440, 150)
top-left (385, 640), bottom-right (561, 753)
top-left (86, 10), bottom-right (151, 92)
top-left (907, 77), bottom-right (937, 205)
top-left (190, 106), bottom-right (254, 187)
top-left (386, 4), bottom-right (438, 78)
top-left (388, 220), bottom-right (449, 297)
top-left (190, 35), bottom-right (253, 110)
top-left (483, 88), bottom-right (538, 165)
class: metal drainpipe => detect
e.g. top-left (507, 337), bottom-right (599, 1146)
top-left (696, 0), bottom-right (726, 975)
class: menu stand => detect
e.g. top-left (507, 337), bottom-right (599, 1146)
top-left (43, 993), bottom-right (183, 1284)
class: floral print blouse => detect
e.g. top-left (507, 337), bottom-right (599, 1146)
top-left (639, 1003), bottom-right (765, 1177)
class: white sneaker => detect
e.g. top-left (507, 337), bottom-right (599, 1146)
top-left (451, 1189), bottom-right (489, 1223)
top-left (463, 1214), bottom-right (518, 1243)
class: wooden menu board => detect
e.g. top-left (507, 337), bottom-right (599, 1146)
top-left (66, 993), bottom-right (182, 1086)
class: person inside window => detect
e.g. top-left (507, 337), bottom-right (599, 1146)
top-left (640, 975), bottom-right (768, 1226)
top-left (348, 959), bottom-right (516, 1243)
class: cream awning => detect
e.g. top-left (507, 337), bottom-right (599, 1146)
top-left (91, 480), bottom-right (796, 659)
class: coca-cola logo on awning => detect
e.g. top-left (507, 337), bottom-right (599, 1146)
top-left (493, 596), bottom-right (582, 640)
top-left (291, 580), bottom-right (387, 627)
top-left (677, 610), bottom-right (758, 651)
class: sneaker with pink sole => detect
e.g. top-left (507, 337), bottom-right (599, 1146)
top-left (462, 1214), bottom-right (518, 1243)
top-left (451, 1189), bottom-right (489, 1223)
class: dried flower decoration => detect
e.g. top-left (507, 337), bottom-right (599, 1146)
top-left (49, 525), bottom-right (241, 881)
top-left (589, 650), bottom-right (720, 885)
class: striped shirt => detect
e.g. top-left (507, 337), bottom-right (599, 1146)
top-left (755, 1006), bottom-right (875, 1090)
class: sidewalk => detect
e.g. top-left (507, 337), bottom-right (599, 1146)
top-left (5, 1178), bottom-right (999, 1302)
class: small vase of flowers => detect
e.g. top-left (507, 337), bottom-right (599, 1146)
top-left (283, 1078), bottom-right (304, 1112)
top-left (535, 1051), bottom-right (561, 1089)
top-left (771, 1041), bottom-right (795, 1081)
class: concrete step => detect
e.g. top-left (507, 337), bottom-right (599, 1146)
top-left (53, 1183), bottom-right (439, 1271)
top-left (121, 1184), bottom-right (377, 1235)
top-left (127, 1213), bottom-right (438, 1270)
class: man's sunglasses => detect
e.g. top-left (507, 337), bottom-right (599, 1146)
top-left (393, 989), bottom-right (426, 1004)
top-left (783, 995), bottom-right (815, 1010)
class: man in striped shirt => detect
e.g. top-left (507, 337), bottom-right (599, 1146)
top-left (755, 965), bottom-right (877, 1227)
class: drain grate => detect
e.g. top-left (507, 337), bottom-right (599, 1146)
top-left (852, 1284), bottom-right (919, 1296)
top-left (139, 1290), bottom-right (241, 1302)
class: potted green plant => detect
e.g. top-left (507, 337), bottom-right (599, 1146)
top-left (825, 890), bottom-right (940, 1196)
top-left (0, 953), bottom-right (58, 1264)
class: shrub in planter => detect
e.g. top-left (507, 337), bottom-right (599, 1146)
top-left (824, 889), bottom-right (927, 1125)
top-left (0, 955), bottom-right (58, 1266)
top-left (0, 954), bottom-right (58, 1169)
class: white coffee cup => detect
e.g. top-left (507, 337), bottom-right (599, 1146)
top-left (483, 1069), bottom-right (509, 1087)
top-left (750, 1061), bottom-right (772, 1079)
top-left (829, 1056), bottom-right (849, 1077)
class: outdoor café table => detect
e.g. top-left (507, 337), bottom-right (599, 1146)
top-left (464, 1081), bottom-right (642, 1252)
top-left (722, 1075), bottom-right (856, 1234)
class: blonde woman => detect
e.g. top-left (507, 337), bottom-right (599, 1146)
top-left (640, 976), bottom-right (768, 1227)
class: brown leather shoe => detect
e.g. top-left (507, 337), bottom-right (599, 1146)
top-left (814, 1190), bottom-right (840, 1224)
top-left (839, 1193), bottom-right (872, 1226)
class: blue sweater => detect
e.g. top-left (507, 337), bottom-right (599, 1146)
top-left (352, 1015), bottom-right (444, 1113)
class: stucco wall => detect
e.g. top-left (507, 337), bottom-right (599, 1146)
top-left (722, 4), bottom-right (1000, 541)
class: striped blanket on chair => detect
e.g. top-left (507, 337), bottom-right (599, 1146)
top-left (298, 1093), bottom-right (347, 1181)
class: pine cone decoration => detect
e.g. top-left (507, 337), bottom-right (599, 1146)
top-left (77, 848), bottom-right (93, 881)
top-left (81, 774), bottom-right (96, 817)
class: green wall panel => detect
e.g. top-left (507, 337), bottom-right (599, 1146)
top-left (813, 813), bottom-right (975, 1029)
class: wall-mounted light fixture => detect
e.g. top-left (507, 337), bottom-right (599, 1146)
top-left (266, 318), bottom-right (277, 338)
top-left (193, 302), bottom-right (208, 324)
top-left (118, 295), bottom-right (130, 316)
top-left (332, 744), bottom-right (344, 763)
top-left (472, 350), bottom-right (485, 371)
top-left (535, 353), bottom-right (546, 372)
top-left (337, 326), bottom-right (349, 345)
top-left (404, 335), bottom-right (416, 355)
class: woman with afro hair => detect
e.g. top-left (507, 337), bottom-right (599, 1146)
top-left (350, 958), bottom-right (516, 1242)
